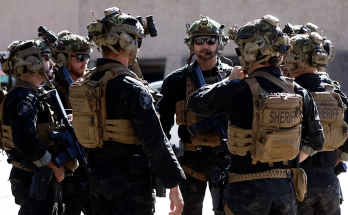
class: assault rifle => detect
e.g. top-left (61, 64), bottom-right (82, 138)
top-left (187, 64), bottom-right (228, 154)
top-left (40, 89), bottom-right (88, 171)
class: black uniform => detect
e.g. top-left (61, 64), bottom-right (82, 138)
top-left (158, 59), bottom-right (230, 215)
top-left (295, 73), bottom-right (348, 215)
top-left (87, 58), bottom-right (185, 215)
top-left (188, 67), bottom-right (325, 215)
top-left (47, 76), bottom-right (91, 215)
top-left (3, 80), bottom-right (61, 215)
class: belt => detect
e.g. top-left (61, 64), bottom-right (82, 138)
top-left (228, 169), bottom-right (291, 183)
top-left (302, 166), bottom-right (334, 173)
top-left (13, 161), bottom-right (33, 172)
top-left (182, 165), bottom-right (207, 182)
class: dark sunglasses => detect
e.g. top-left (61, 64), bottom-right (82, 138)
top-left (72, 54), bottom-right (90, 62)
top-left (235, 47), bottom-right (241, 56)
top-left (194, 37), bottom-right (218, 45)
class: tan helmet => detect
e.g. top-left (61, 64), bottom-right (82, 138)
top-left (284, 32), bottom-right (330, 75)
top-left (87, 7), bottom-right (146, 61)
top-left (51, 31), bottom-right (93, 70)
top-left (228, 15), bottom-right (291, 74)
top-left (184, 16), bottom-right (229, 55)
top-left (1, 39), bottom-right (51, 78)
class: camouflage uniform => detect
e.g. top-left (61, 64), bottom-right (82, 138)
top-left (283, 29), bottom-right (348, 215)
top-left (188, 15), bottom-right (325, 215)
top-left (159, 17), bottom-right (230, 215)
top-left (50, 31), bottom-right (93, 215)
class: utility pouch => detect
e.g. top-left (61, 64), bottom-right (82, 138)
top-left (290, 168), bottom-right (307, 202)
top-left (128, 154), bottom-right (144, 174)
top-left (29, 166), bottom-right (53, 201)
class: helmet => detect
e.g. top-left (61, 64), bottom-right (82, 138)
top-left (228, 15), bottom-right (291, 74)
top-left (1, 39), bottom-right (51, 78)
top-left (283, 32), bottom-right (329, 75)
top-left (184, 16), bottom-right (229, 54)
top-left (51, 31), bottom-right (93, 70)
top-left (283, 23), bottom-right (318, 37)
top-left (87, 7), bottom-right (145, 60)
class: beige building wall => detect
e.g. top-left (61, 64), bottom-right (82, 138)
top-left (1, 0), bottom-right (348, 90)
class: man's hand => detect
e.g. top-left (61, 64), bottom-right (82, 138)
top-left (47, 160), bottom-right (65, 182)
top-left (228, 66), bottom-right (244, 80)
top-left (67, 114), bottom-right (73, 123)
top-left (169, 185), bottom-right (184, 215)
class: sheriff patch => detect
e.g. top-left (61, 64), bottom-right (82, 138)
top-left (140, 91), bottom-right (152, 110)
top-left (17, 100), bottom-right (34, 116)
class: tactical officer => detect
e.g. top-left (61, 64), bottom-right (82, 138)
top-left (0, 39), bottom-right (66, 214)
top-left (187, 15), bottom-right (325, 214)
top-left (283, 32), bottom-right (348, 215)
top-left (69, 7), bottom-right (185, 215)
top-left (282, 22), bottom-right (341, 88)
top-left (49, 31), bottom-right (93, 215)
top-left (158, 16), bottom-right (231, 215)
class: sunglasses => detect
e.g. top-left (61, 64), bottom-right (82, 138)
top-left (194, 37), bottom-right (218, 45)
top-left (235, 47), bottom-right (241, 56)
top-left (41, 53), bottom-right (51, 62)
top-left (72, 54), bottom-right (90, 62)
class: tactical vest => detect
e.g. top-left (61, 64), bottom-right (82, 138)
top-left (69, 63), bottom-right (140, 148)
top-left (311, 84), bottom-right (348, 151)
top-left (0, 81), bottom-right (59, 153)
top-left (227, 72), bottom-right (303, 166)
top-left (175, 63), bottom-right (230, 148)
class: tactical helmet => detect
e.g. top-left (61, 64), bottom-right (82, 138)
top-left (51, 31), bottom-right (93, 70)
top-left (184, 16), bottom-right (229, 54)
top-left (1, 39), bottom-right (51, 78)
top-left (283, 23), bottom-right (318, 37)
top-left (87, 7), bottom-right (145, 60)
top-left (228, 15), bottom-right (291, 74)
top-left (283, 32), bottom-right (330, 75)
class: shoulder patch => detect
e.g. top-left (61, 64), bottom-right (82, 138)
top-left (140, 91), bottom-right (153, 110)
top-left (17, 100), bottom-right (34, 116)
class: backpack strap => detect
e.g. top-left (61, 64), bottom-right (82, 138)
top-left (251, 71), bottom-right (295, 93)
top-left (322, 83), bottom-right (335, 92)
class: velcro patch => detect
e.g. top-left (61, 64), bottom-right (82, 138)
top-left (17, 100), bottom-right (34, 116)
top-left (140, 91), bottom-right (153, 110)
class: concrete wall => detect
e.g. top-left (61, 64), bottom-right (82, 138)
top-left (1, 0), bottom-right (347, 91)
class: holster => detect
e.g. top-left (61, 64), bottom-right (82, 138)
top-left (29, 166), bottom-right (53, 201)
top-left (211, 167), bottom-right (225, 214)
top-left (290, 168), bottom-right (307, 202)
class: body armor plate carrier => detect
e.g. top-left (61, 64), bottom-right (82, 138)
top-left (311, 84), bottom-right (348, 151)
top-left (227, 72), bottom-right (303, 167)
top-left (69, 63), bottom-right (140, 148)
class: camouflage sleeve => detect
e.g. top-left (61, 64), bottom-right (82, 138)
top-left (295, 84), bottom-right (325, 155)
top-left (158, 75), bottom-right (178, 140)
top-left (121, 77), bottom-right (186, 188)
top-left (7, 90), bottom-right (48, 163)
top-left (188, 79), bottom-right (248, 117)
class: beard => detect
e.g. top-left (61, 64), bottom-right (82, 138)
top-left (70, 65), bottom-right (86, 79)
top-left (195, 48), bottom-right (218, 61)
